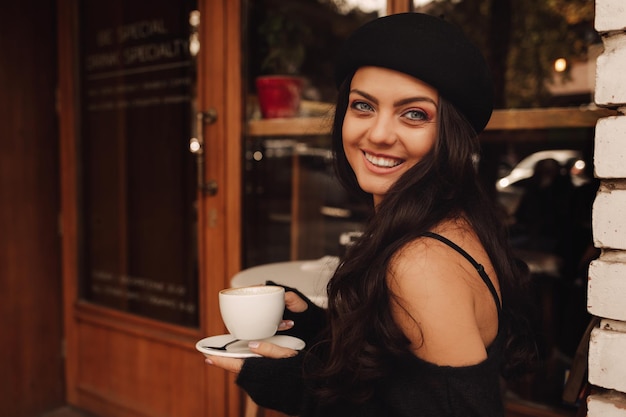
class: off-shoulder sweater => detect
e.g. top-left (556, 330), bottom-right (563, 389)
top-left (237, 232), bottom-right (505, 417)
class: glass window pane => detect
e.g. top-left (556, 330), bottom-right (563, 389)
top-left (407, 1), bottom-right (599, 413)
top-left (242, 0), bottom-right (386, 267)
top-left (411, 0), bottom-right (599, 109)
top-left (77, 0), bottom-right (199, 327)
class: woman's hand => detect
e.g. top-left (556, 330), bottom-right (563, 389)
top-left (204, 290), bottom-right (308, 374)
top-left (285, 290), bottom-right (308, 313)
top-left (205, 339), bottom-right (299, 373)
top-left (274, 290), bottom-right (309, 332)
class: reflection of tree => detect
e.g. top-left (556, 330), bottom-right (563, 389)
top-left (248, 0), bottom-right (376, 102)
top-left (416, 0), bottom-right (598, 108)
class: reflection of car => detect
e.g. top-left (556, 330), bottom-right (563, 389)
top-left (496, 150), bottom-right (583, 191)
top-left (496, 149), bottom-right (586, 215)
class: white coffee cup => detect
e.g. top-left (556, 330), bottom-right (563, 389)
top-left (218, 285), bottom-right (285, 340)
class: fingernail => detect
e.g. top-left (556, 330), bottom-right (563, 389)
top-left (278, 320), bottom-right (294, 329)
top-left (205, 358), bottom-right (213, 365)
top-left (248, 341), bottom-right (260, 349)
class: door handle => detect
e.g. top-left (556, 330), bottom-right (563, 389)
top-left (189, 109), bottom-right (218, 195)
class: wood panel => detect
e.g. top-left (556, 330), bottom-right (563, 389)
top-left (197, 0), bottom-right (245, 415)
top-left (73, 316), bottom-right (205, 417)
top-left (57, 0), bottom-right (81, 406)
top-left (223, 0), bottom-right (245, 413)
top-left (0, 0), bottom-right (64, 416)
top-left (57, 0), bottom-right (243, 416)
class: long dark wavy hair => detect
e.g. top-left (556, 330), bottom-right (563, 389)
top-left (312, 73), bottom-right (536, 404)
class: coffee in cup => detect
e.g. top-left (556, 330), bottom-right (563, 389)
top-left (218, 285), bottom-right (285, 340)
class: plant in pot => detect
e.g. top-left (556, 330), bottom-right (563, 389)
top-left (256, 11), bottom-right (311, 119)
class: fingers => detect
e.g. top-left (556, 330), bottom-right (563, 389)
top-left (205, 342), bottom-right (298, 374)
top-left (248, 340), bottom-right (298, 359)
top-left (278, 319), bottom-right (295, 331)
top-left (204, 355), bottom-right (244, 373)
top-left (285, 291), bottom-right (308, 313)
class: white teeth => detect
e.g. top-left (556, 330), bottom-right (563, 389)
top-left (364, 152), bottom-right (402, 168)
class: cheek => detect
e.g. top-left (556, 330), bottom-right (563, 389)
top-left (405, 131), bottom-right (437, 159)
top-left (407, 141), bottom-right (433, 158)
top-left (341, 118), bottom-right (358, 146)
top-left (341, 120), bottom-right (361, 157)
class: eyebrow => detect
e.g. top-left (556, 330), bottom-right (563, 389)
top-left (349, 89), bottom-right (438, 108)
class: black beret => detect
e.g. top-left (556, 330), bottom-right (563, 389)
top-left (335, 13), bottom-right (494, 133)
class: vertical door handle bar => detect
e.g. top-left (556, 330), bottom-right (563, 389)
top-left (189, 109), bottom-right (218, 195)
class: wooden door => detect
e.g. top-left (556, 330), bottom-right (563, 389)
top-left (57, 0), bottom-right (243, 416)
top-left (0, 1), bottom-right (65, 416)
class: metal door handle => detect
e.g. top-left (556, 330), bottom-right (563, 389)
top-left (190, 109), bottom-right (218, 195)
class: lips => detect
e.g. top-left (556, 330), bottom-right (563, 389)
top-left (364, 151), bottom-right (403, 168)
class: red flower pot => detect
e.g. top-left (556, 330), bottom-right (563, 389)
top-left (256, 75), bottom-right (304, 118)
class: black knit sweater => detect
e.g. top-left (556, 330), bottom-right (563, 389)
top-left (237, 277), bottom-right (506, 417)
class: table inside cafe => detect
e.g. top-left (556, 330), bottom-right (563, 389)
top-left (229, 257), bottom-right (337, 417)
top-left (230, 256), bottom-right (339, 308)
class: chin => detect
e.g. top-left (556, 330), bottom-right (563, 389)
top-left (358, 183), bottom-right (391, 197)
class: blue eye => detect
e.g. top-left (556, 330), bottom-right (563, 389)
top-left (404, 109), bottom-right (428, 121)
top-left (351, 101), bottom-right (373, 112)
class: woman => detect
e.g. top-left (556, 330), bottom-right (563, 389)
top-left (206, 13), bottom-right (533, 416)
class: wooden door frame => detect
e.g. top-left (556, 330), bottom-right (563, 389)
top-left (197, 0), bottom-right (243, 414)
top-left (57, 0), bottom-right (243, 415)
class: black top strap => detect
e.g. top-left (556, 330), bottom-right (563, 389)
top-left (421, 231), bottom-right (502, 313)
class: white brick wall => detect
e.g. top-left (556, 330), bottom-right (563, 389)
top-left (595, 36), bottom-right (626, 105)
top-left (592, 191), bottom-right (626, 250)
top-left (588, 320), bottom-right (626, 392)
top-left (595, 117), bottom-right (626, 178)
top-left (587, 390), bottom-right (626, 417)
top-left (588, 259), bottom-right (626, 320)
top-left (595, 0), bottom-right (626, 33)
top-left (588, 1), bottom-right (626, 415)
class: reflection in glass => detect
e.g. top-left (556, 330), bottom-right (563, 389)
top-left (243, 2), bottom-right (600, 415)
top-left (77, 0), bottom-right (199, 327)
top-left (331, 0), bottom-right (386, 15)
top-left (412, 0), bottom-right (598, 109)
top-left (189, 10), bottom-right (201, 57)
top-left (242, 0), bottom-right (385, 267)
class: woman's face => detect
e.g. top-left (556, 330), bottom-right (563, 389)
top-left (342, 66), bottom-right (439, 206)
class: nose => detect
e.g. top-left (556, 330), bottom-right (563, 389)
top-left (367, 112), bottom-right (396, 146)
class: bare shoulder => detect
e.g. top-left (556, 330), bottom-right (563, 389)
top-left (388, 233), bottom-right (474, 322)
top-left (387, 222), bottom-right (499, 366)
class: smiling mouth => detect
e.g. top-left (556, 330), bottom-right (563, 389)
top-left (364, 152), bottom-right (403, 168)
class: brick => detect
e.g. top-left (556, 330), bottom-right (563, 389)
top-left (589, 326), bottom-right (626, 392)
top-left (588, 259), bottom-right (626, 320)
top-left (595, 117), bottom-right (626, 178)
top-left (587, 392), bottom-right (626, 417)
top-left (593, 190), bottom-right (626, 250)
top-left (595, 35), bottom-right (626, 106)
top-left (596, 0), bottom-right (626, 33)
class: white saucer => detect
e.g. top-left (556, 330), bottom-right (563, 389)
top-left (195, 334), bottom-right (306, 358)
